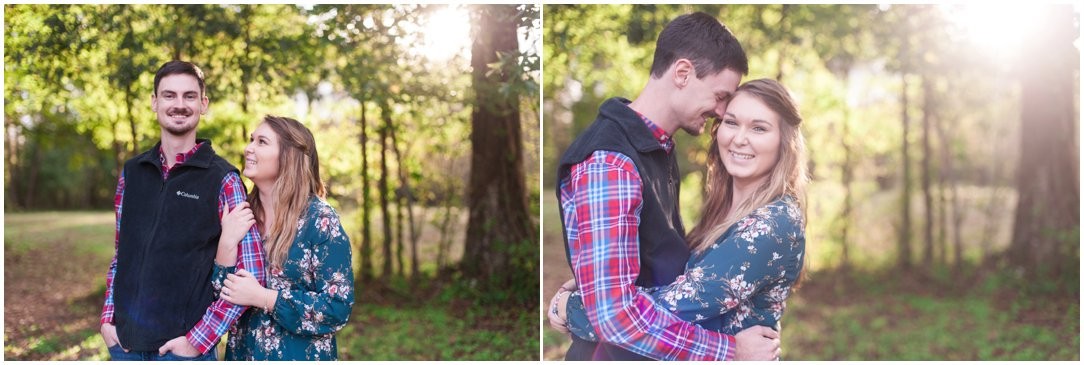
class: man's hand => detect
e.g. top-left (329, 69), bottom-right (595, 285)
top-left (100, 323), bottom-right (126, 351)
top-left (734, 325), bottom-right (781, 360)
top-left (158, 336), bottom-right (201, 357)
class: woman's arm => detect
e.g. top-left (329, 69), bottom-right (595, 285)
top-left (565, 198), bottom-right (805, 339)
top-left (267, 206), bottom-right (355, 336)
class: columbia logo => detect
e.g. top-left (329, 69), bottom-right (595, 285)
top-left (176, 191), bottom-right (200, 200)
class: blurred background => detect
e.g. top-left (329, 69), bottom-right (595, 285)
top-left (4, 4), bottom-right (539, 360)
top-left (542, 4), bottom-right (1079, 360)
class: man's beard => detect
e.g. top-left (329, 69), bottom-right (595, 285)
top-left (161, 108), bottom-right (198, 136)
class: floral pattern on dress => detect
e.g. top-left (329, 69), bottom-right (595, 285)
top-left (219, 196), bottom-right (355, 360)
top-left (566, 195), bottom-right (805, 340)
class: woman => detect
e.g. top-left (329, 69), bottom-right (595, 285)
top-left (213, 115), bottom-right (355, 360)
top-left (553, 79), bottom-right (808, 348)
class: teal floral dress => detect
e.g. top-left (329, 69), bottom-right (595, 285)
top-left (565, 195), bottom-right (805, 340)
top-left (213, 196), bottom-right (355, 360)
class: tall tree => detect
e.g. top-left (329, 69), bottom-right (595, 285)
top-left (359, 100), bottom-right (374, 282)
top-left (899, 73), bottom-right (913, 269)
top-left (378, 105), bottom-right (394, 278)
top-left (921, 74), bottom-right (935, 265)
top-left (462, 4), bottom-right (533, 283)
top-left (1009, 5), bottom-right (1079, 275)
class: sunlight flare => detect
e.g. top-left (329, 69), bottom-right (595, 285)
top-left (418, 6), bottom-right (471, 62)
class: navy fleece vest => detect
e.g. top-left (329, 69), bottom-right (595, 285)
top-left (113, 139), bottom-right (239, 352)
top-left (556, 97), bottom-right (690, 361)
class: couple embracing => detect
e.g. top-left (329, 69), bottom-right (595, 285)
top-left (100, 60), bottom-right (354, 361)
top-left (548, 12), bottom-right (809, 361)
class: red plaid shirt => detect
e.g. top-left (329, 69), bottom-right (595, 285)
top-left (559, 114), bottom-right (736, 360)
top-left (101, 142), bottom-right (266, 354)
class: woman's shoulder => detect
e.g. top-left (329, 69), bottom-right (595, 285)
top-left (772, 195), bottom-right (803, 225)
top-left (305, 196), bottom-right (339, 218)
top-left (300, 196), bottom-right (347, 241)
top-left (738, 195), bottom-right (804, 235)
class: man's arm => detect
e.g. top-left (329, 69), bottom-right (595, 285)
top-left (100, 171), bottom-right (124, 348)
top-left (183, 172), bottom-right (267, 354)
top-left (566, 201), bottom-right (803, 336)
top-left (563, 151), bottom-right (735, 361)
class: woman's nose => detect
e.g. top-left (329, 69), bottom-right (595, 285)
top-left (734, 129), bottom-right (749, 145)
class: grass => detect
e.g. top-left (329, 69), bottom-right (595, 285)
top-left (782, 268), bottom-right (1078, 360)
top-left (4, 210), bottom-right (538, 361)
top-left (340, 299), bottom-right (538, 360)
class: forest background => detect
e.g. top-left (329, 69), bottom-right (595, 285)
top-left (5, 4), bottom-right (540, 360)
top-left (541, 4), bottom-right (1079, 360)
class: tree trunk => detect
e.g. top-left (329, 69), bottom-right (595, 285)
top-left (1010, 5), bottom-right (1079, 276)
top-left (936, 110), bottom-right (948, 268)
top-left (112, 118), bottom-right (124, 192)
top-left (239, 7), bottom-right (253, 169)
top-left (123, 12), bottom-right (139, 158)
top-left (840, 110), bottom-right (853, 268)
top-left (395, 182), bottom-right (404, 277)
top-left (921, 74), bottom-right (935, 265)
top-left (379, 106), bottom-right (394, 278)
top-left (125, 73), bottom-right (139, 157)
top-left (5, 119), bottom-right (22, 209)
top-left (934, 97), bottom-right (965, 272)
top-left (462, 5), bottom-right (533, 283)
top-left (389, 122), bottom-right (420, 280)
top-left (775, 4), bottom-right (789, 82)
top-left (390, 123), bottom-right (407, 277)
top-left (359, 100), bottom-right (374, 282)
top-left (25, 141), bottom-right (42, 208)
top-left (436, 165), bottom-right (456, 271)
top-left (898, 73), bottom-right (913, 269)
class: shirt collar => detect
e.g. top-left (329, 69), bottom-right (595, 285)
top-left (159, 141), bottom-right (205, 170)
top-left (634, 111), bottom-right (674, 154)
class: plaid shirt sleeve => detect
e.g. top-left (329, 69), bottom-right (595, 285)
top-left (100, 171), bottom-right (125, 324)
top-left (185, 172), bottom-right (267, 354)
top-left (561, 150), bottom-right (736, 361)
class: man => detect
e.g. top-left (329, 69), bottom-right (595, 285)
top-left (552, 12), bottom-right (781, 360)
top-left (99, 60), bottom-right (266, 360)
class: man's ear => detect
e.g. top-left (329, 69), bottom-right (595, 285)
top-left (671, 59), bottom-right (695, 88)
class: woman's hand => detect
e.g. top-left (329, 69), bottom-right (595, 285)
top-left (222, 269), bottom-right (276, 311)
top-left (547, 278), bottom-right (578, 334)
top-left (217, 202), bottom-right (255, 266)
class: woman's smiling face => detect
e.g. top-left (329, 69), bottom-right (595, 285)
top-left (717, 92), bottom-right (782, 188)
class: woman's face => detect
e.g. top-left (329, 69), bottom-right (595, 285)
top-left (243, 122), bottom-right (281, 186)
top-left (717, 92), bottom-right (782, 188)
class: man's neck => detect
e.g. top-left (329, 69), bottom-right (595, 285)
top-left (160, 132), bottom-right (197, 168)
top-left (628, 83), bottom-right (678, 136)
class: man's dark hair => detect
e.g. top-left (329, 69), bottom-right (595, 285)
top-left (153, 60), bottom-right (206, 96)
top-left (649, 12), bottom-right (748, 79)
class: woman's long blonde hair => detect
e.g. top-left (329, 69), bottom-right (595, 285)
top-left (249, 115), bottom-right (326, 271)
top-left (685, 79), bottom-right (809, 255)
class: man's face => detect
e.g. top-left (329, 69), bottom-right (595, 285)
top-left (672, 67), bottom-right (742, 136)
top-left (152, 74), bottom-right (207, 137)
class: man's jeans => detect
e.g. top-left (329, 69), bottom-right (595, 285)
top-left (107, 344), bottom-right (217, 361)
